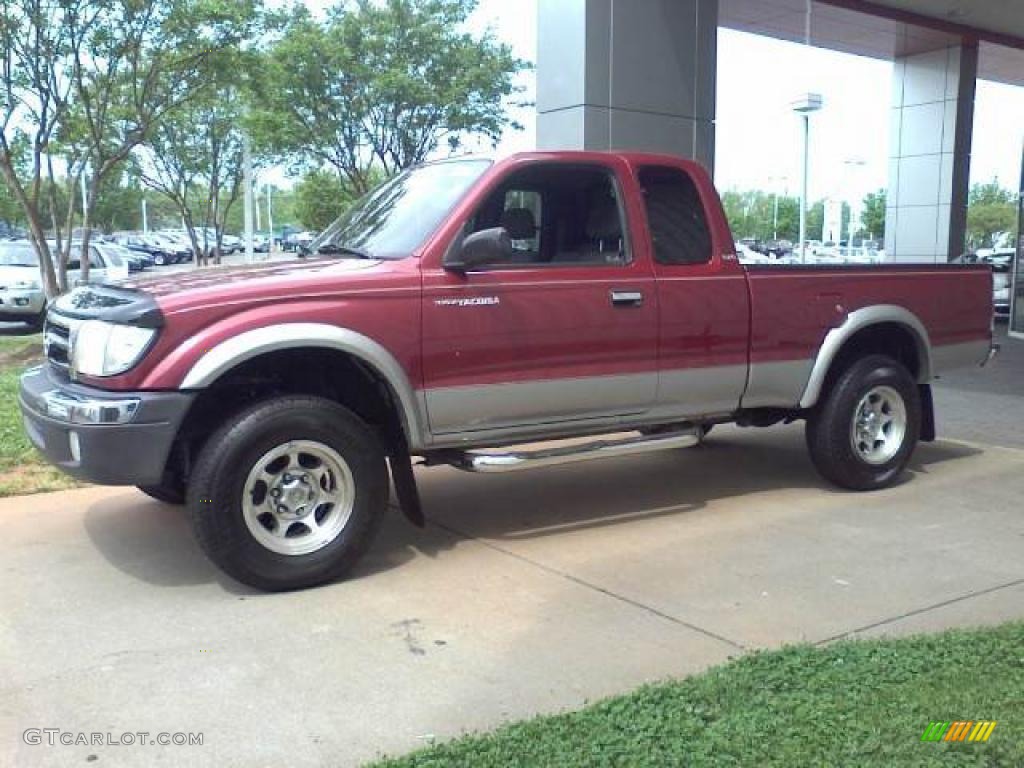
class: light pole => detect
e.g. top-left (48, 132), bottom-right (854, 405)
top-left (843, 158), bottom-right (866, 255)
top-left (266, 183), bottom-right (274, 253)
top-left (792, 93), bottom-right (823, 263)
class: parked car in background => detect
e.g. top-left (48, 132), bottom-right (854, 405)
top-left (112, 233), bottom-right (177, 266)
top-left (286, 230), bottom-right (317, 253)
top-left (735, 241), bottom-right (773, 263)
top-left (0, 241), bottom-right (47, 327)
top-left (763, 239), bottom-right (793, 258)
top-left (0, 239), bottom-right (129, 328)
top-left (67, 241), bottom-right (131, 283)
top-left (738, 237), bottom-right (766, 254)
top-left (94, 242), bottom-right (149, 274)
top-left (152, 232), bottom-right (194, 262)
top-left (985, 250), bottom-right (1013, 318)
top-left (221, 233), bottom-right (243, 254)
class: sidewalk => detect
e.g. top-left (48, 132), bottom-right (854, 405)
top-left (2, 425), bottom-right (1023, 767)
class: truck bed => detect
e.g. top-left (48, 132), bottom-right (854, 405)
top-left (741, 263), bottom-right (993, 408)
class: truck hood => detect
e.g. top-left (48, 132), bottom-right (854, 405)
top-left (118, 256), bottom-right (382, 299)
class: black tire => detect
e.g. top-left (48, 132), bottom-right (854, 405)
top-left (138, 480), bottom-right (186, 505)
top-left (154, 253), bottom-right (167, 266)
top-left (188, 396), bottom-right (389, 591)
top-left (806, 354), bottom-right (921, 490)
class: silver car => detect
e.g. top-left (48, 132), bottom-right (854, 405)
top-left (0, 242), bottom-right (47, 327)
top-left (0, 241), bottom-right (129, 328)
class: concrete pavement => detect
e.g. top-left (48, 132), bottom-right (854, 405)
top-left (2, 424), bottom-right (1023, 767)
top-left (933, 323), bottom-right (1024, 450)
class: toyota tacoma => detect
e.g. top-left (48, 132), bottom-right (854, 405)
top-left (20, 152), bottom-right (997, 590)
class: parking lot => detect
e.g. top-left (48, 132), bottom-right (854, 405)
top-left (2, 327), bottom-right (1021, 767)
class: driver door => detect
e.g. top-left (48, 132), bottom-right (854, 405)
top-left (420, 159), bottom-right (658, 436)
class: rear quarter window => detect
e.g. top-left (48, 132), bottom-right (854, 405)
top-left (638, 166), bottom-right (711, 266)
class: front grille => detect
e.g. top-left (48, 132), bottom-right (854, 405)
top-left (44, 315), bottom-right (73, 371)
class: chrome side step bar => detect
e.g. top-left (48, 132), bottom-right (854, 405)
top-left (442, 428), bottom-right (701, 474)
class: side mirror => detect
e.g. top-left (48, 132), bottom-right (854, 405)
top-left (444, 227), bottom-right (512, 272)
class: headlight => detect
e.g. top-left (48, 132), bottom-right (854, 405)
top-left (12, 279), bottom-right (39, 290)
top-left (71, 320), bottom-right (157, 377)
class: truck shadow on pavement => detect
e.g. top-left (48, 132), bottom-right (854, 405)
top-left (81, 427), bottom-right (981, 591)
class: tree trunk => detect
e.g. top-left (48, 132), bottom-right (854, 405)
top-left (79, 174), bottom-right (108, 285)
top-left (183, 211), bottom-right (203, 269)
top-left (0, 158), bottom-right (59, 297)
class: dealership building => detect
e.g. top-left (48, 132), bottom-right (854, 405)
top-left (536, 0), bottom-right (1024, 266)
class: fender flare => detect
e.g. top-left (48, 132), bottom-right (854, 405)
top-left (798, 305), bottom-right (932, 409)
top-left (180, 323), bottom-right (427, 448)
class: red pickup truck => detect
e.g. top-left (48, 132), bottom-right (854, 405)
top-left (21, 151), bottom-right (996, 590)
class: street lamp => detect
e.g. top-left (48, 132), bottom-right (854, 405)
top-left (843, 157), bottom-right (867, 255)
top-left (792, 92), bottom-right (823, 263)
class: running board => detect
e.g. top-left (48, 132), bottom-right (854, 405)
top-left (441, 428), bottom-right (701, 474)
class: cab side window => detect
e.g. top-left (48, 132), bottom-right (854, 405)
top-left (638, 166), bottom-right (711, 266)
top-left (470, 164), bottom-right (630, 267)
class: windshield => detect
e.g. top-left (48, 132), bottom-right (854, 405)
top-left (0, 243), bottom-right (39, 268)
top-left (309, 158), bottom-right (491, 259)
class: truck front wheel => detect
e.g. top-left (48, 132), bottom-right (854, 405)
top-left (188, 396), bottom-right (388, 591)
top-left (805, 355), bottom-right (921, 491)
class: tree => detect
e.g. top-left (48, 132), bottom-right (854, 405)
top-left (967, 181), bottom-right (1017, 250)
top-left (138, 57), bottom-right (253, 266)
top-left (0, 0), bottom-right (257, 294)
top-left (721, 188), bottom-right (805, 242)
top-left (292, 168), bottom-right (385, 231)
top-left (251, 0), bottom-right (526, 194)
top-left (0, 0), bottom-right (76, 295)
top-left (294, 170), bottom-right (350, 232)
top-left (860, 189), bottom-right (886, 242)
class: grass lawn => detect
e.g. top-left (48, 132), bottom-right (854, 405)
top-left (374, 622), bottom-right (1024, 767)
top-left (0, 333), bottom-right (82, 496)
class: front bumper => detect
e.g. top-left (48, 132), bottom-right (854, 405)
top-left (19, 365), bottom-right (195, 485)
top-left (0, 288), bottom-right (45, 318)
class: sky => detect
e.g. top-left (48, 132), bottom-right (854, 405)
top-left (282, 0), bottom-right (1024, 204)
top-left (462, 0), bottom-right (1024, 207)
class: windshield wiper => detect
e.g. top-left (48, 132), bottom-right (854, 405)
top-left (314, 243), bottom-right (372, 259)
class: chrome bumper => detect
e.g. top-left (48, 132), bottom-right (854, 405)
top-left (28, 386), bottom-right (141, 425)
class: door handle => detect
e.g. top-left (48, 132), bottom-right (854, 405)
top-left (610, 290), bottom-right (644, 307)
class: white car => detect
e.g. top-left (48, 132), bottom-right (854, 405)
top-left (0, 242), bottom-right (47, 327)
top-left (0, 241), bottom-right (130, 328)
top-left (735, 242), bottom-right (773, 264)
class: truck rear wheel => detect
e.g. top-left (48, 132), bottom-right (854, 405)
top-left (805, 355), bottom-right (921, 490)
top-left (188, 396), bottom-right (388, 591)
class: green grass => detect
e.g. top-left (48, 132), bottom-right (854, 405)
top-left (0, 333), bottom-right (81, 496)
top-left (373, 623), bottom-right (1024, 767)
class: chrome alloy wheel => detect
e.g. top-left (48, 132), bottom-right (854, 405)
top-left (850, 385), bottom-right (907, 466)
top-left (242, 440), bottom-right (355, 556)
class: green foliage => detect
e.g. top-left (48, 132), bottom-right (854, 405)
top-left (250, 0), bottom-right (526, 193)
top-left (967, 181), bottom-right (1018, 250)
top-left (861, 189), bottom-right (886, 241)
top-left (293, 168), bottom-right (382, 231)
top-left (375, 622), bottom-right (1024, 767)
top-left (0, 339), bottom-right (80, 495)
top-left (720, 189), bottom-right (828, 242)
top-left (0, 0), bottom-right (261, 289)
